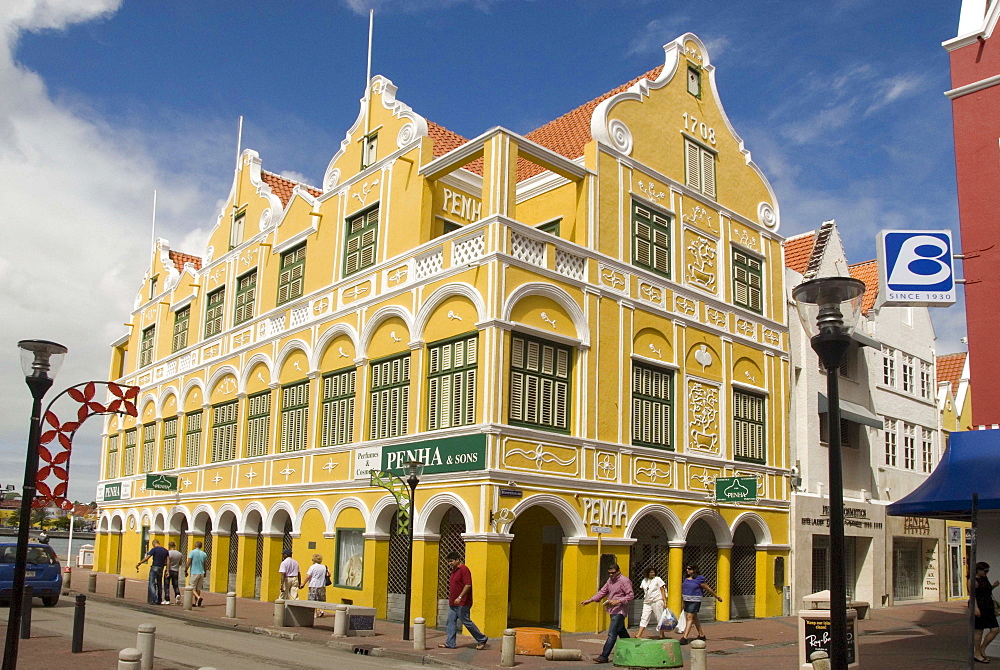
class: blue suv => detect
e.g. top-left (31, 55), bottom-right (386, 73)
top-left (0, 543), bottom-right (63, 607)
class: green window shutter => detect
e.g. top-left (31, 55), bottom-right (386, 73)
top-left (733, 250), bottom-right (764, 314)
top-left (185, 411), bottom-right (202, 467)
top-left (172, 307), bottom-right (190, 353)
top-left (106, 434), bottom-right (120, 478)
top-left (246, 391), bottom-right (271, 458)
top-left (369, 353), bottom-right (410, 440)
top-left (701, 148), bottom-right (716, 199)
top-left (344, 207), bottom-right (379, 277)
top-left (278, 244), bottom-right (306, 305)
top-left (322, 368), bottom-right (356, 446)
top-left (234, 269), bottom-right (257, 325)
top-left (280, 381), bottom-right (310, 452)
top-left (141, 423), bottom-right (156, 473)
top-left (733, 390), bottom-right (765, 463)
top-left (123, 429), bottom-right (137, 476)
top-left (685, 139), bottom-right (701, 191)
top-left (427, 334), bottom-right (478, 431)
top-left (204, 288), bottom-right (225, 338)
top-left (632, 363), bottom-right (674, 449)
top-left (632, 200), bottom-right (670, 278)
top-left (508, 333), bottom-right (572, 432)
top-left (211, 401), bottom-right (238, 462)
top-left (162, 418), bottom-right (177, 470)
top-left (140, 326), bottom-right (155, 368)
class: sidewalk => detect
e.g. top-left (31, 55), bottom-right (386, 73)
top-left (5, 567), bottom-right (981, 668)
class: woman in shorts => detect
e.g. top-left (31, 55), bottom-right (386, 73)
top-left (678, 564), bottom-right (722, 645)
top-left (305, 554), bottom-right (331, 617)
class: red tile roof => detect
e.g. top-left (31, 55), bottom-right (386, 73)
top-left (168, 250), bottom-right (201, 272)
top-left (848, 260), bottom-right (879, 314)
top-left (260, 171), bottom-right (322, 207)
top-left (784, 233), bottom-right (816, 274)
top-left (936, 352), bottom-right (967, 393)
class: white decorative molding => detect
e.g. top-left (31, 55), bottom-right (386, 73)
top-left (505, 443), bottom-right (577, 470)
top-left (452, 234), bottom-right (485, 266)
top-left (555, 249), bottom-right (586, 281)
top-left (634, 459), bottom-right (673, 486)
top-left (649, 343), bottom-right (662, 358)
top-left (510, 232), bottom-right (545, 267)
top-left (596, 452), bottom-right (617, 480)
top-left (687, 380), bottom-right (720, 455)
top-left (352, 178), bottom-right (380, 206)
top-left (607, 119), bottom-right (633, 155)
top-left (540, 312), bottom-right (557, 329)
top-left (683, 205), bottom-right (717, 233)
top-left (757, 202), bottom-right (777, 229)
top-left (259, 208), bottom-right (273, 232)
top-left (637, 180), bottom-right (666, 202)
top-left (447, 311), bottom-right (462, 321)
top-left (397, 122), bottom-right (419, 148)
top-left (694, 344), bottom-right (713, 370)
top-left (686, 234), bottom-right (717, 292)
top-left (675, 295), bottom-right (697, 316)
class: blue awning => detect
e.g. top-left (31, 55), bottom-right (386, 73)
top-left (887, 429), bottom-right (1000, 520)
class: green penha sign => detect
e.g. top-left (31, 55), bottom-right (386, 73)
top-left (381, 434), bottom-right (487, 475)
top-left (714, 476), bottom-right (758, 502)
top-left (145, 474), bottom-right (179, 492)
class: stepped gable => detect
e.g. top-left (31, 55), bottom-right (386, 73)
top-left (784, 232), bottom-right (816, 274)
top-left (848, 259), bottom-right (879, 315)
top-left (168, 250), bottom-right (201, 272)
top-left (260, 171), bottom-right (322, 207)
top-left (936, 352), bottom-right (967, 394)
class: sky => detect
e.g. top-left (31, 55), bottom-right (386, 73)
top-left (0, 0), bottom-right (967, 502)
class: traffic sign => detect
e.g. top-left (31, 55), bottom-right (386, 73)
top-left (877, 230), bottom-right (956, 307)
top-left (714, 476), bottom-right (758, 502)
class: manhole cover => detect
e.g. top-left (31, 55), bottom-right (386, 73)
top-left (708, 649), bottom-right (734, 655)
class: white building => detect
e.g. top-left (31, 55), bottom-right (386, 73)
top-left (785, 221), bottom-right (946, 614)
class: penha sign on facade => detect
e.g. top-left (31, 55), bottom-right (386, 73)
top-left (354, 434), bottom-right (488, 479)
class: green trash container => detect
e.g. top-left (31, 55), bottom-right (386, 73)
top-left (612, 638), bottom-right (684, 668)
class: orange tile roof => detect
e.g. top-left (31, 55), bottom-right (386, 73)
top-left (936, 352), bottom-right (967, 393)
top-left (848, 260), bottom-right (879, 314)
top-left (168, 250), bottom-right (202, 272)
top-left (784, 233), bottom-right (816, 274)
top-left (426, 121), bottom-right (483, 176)
top-left (260, 171), bottom-right (322, 207)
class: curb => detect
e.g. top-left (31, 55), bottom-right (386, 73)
top-left (326, 639), bottom-right (474, 669)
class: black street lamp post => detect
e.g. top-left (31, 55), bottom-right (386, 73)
top-left (793, 276), bottom-right (865, 670)
top-left (401, 460), bottom-right (422, 642)
top-left (4, 340), bottom-right (67, 670)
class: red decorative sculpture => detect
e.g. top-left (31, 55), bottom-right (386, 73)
top-left (34, 381), bottom-right (139, 510)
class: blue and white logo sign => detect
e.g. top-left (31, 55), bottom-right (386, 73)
top-left (877, 230), bottom-right (956, 307)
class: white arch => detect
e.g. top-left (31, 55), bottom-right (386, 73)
top-left (190, 504), bottom-right (216, 534)
top-left (215, 502), bottom-right (243, 534)
top-left (369, 495), bottom-right (403, 535)
top-left (275, 339), bottom-right (313, 377)
top-left (239, 353), bottom-right (275, 393)
top-left (327, 497), bottom-right (370, 534)
top-left (126, 509), bottom-right (143, 533)
top-left (139, 395), bottom-right (158, 422)
top-left (508, 494), bottom-right (586, 537)
top-left (730, 512), bottom-right (772, 546)
top-left (412, 283), bottom-right (487, 342)
top-left (415, 492), bottom-right (476, 535)
top-left (166, 505), bottom-right (192, 534)
top-left (312, 323), bottom-right (361, 372)
top-left (109, 510), bottom-right (126, 531)
top-left (502, 283), bottom-right (589, 346)
top-left (682, 508), bottom-right (732, 545)
top-left (625, 504), bottom-right (684, 542)
top-left (98, 513), bottom-right (112, 532)
top-left (151, 506), bottom-right (170, 533)
top-left (206, 364), bottom-right (240, 398)
top-left (295, 498), bottom-right (331, 533)
top-left (180, 377), bottom-right (206, 408)
top-left (157, 386), bottom-right (179, 418)
top-left (359, 305), bottom-right (415, 360)
top-left (264, 501), bottom-right (297, 534)
top-left (240, 502), bottom-right (267, 533)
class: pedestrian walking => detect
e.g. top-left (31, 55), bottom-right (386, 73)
top-left (636, 566), bottom-right (668, 639)
top-left (278, 549), bottom-right (302, 600)
top-left (678, 563), bottom-right (722, 645)
top-left (971, 561), bottom-right (1000, 663)
top-left (136, 539), bottom-right (169, 605)
top-left (581, 562), bottom-right (634, 664)
top-left (164, 541), bottom-right (183, 604)
top-left (187, 541), bottom-right (209, 607)
top-left (439, 552), bottom-right (489, 650)
top-left (305, 554), bottom-right (331, 617)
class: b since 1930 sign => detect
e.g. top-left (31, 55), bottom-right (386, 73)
top-left (877, 230), bottom-right (956, 307)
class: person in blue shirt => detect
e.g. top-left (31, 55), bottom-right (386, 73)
top-left (187, 541), bottom-right (209, 607)
top-left (678, 564), bottom-right (722, 645)
top-left (137, 539), bottom-right (170, 605)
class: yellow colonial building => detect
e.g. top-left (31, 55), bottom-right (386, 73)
top-left (96, 33), bottom-right (792, 634)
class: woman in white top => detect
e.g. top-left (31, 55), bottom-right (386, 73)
top-left (636, 566), bottom-right (668, 639)
top-left (305, 554), bottom-right (330, 617)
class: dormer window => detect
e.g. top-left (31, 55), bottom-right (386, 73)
top-left (361, 132), bottom-right (378, 169)
top-left (687, 66), bottom-right (702, 98)
top-left (230, 208), bottom-right (246, 249)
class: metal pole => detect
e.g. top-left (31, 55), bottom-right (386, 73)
top-left (3, 378), bottom-right (50, 670)
top-left (68, 513), bottom-right (75, 567)
top-left (72, 594), bottom-right (86, 653)
top-left (402, 476), bottom-right (418, 641)
top-left (20, 586), bottom-right (33, 639)
top-left (824, 358), bottom-right (848, 670)
top-left (970, 493), bottom-right (978, 670)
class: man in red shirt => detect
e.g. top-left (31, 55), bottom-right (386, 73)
top-left (439, 552), bottom-right (489, 650)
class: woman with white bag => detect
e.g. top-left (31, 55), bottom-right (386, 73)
top-left (636, 566), bottom-right (669, 639)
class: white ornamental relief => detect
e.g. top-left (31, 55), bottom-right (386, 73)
top-left (687, 380), bottom-right (720, 455)
top-left (634, 459), bottom-right (672, 486)
top-left (324, 167), bottom-right (341, 191)
top-left (637, 180), bottom-right (666, 202)
top-left (600, 267), bottom-right (626, 291)
top-left (397, 122), bottom-right (418, 148)
top-left (689, 466), bottom-right (721, 491)
top-left (706, 308), bottom-right (728, 328)
top-left (686, 235), bottom-right (717, 292)
top-left (733, 226), bottom-right (759, 251)
top-left (758, 202), bottom-right (777, 229)
top-left (683, 205), bottom-right (717, 233)
top-left (596, 452), bottom-right (617, 480)
top-left (607, 119), bottom-right (633, 155)
top-left (649, 343), bottom-right (662, 359)
top-left (675, 296), bottom-right (697, 315)
top-left (762, 328), bottom-right (781, 347)
top-left (694, 344), bottom-right (713, 370)
top-left (639, 283), bottom-right (663, 305)
top-left (736, 319), bottom-right (756, 339)
top-left (505, 443), bottom-right (577, 470)
top-left (352, 178), bottom-right (379, 206)
top-left (259, 208), bottom-right (273, 232)
top-left (685, 45), bottom-right (703, 63)
top-left (540, 312), bottom-right (557, 329)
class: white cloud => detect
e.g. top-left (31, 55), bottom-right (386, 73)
top-left (0, 1), bottom-right (222, 502)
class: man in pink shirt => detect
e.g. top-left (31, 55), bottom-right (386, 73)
top-left (582, 562), bottom-right (634, 664)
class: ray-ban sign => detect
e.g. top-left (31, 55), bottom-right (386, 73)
top-left (877, 230), bottom-right (956, 307)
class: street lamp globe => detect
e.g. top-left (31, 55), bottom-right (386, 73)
top-left (17, 340), bottom-right (68, 383)
top-left (405, 459), bottom-right (424, 486)
top-left (791, 277), bottom-right (866, 338)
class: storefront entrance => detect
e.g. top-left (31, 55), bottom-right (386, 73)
top-left (893, 539), bottom-right (923, 601)
top-left (508, 506), bottom-right (563, 627)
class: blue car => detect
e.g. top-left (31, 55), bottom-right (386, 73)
top-left (0, 543), bottom-right (63, 607)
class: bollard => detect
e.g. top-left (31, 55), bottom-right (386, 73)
top-left (273, 599), bottom-right (285, 628)
top-left (500, 628), bottom-right (516, 667)
top-left (88, 571), bottom-right (97, 593)
top-left (413, 617), bottom-right (426, 650)
top-left (183, 585), bottom-right (194, 611)
top-left (72, 594), bottom-right (86, 653)
top-left (137, 623), bottom-right (156, 670)
top-left (117, 575), bottom-right (126, 598)
top-left (118, 648), bottom-right (142, 670)
top-left (64, 566), bottom-right (72, 589)
top-left (690, 639), bottom-right (708, 670)
top-left (809, 650), bottom-right (831, 670)
top-left (545, 648), bottom-right (583, 661)
top-left (332, 604), bottom-right (348, 638)
top-left (20, 585), bottom-right (33, 640)
top-left (225, 592), bottom-right (236, 618)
